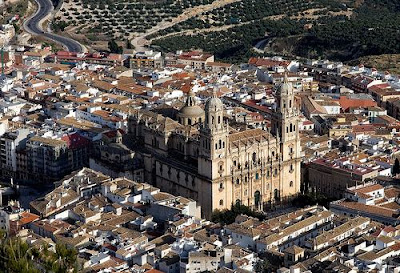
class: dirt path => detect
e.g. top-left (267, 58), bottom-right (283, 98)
top-left (145, 7), bottom-right (354, 48)
top-left (131, 0), bottom-right (242, 51)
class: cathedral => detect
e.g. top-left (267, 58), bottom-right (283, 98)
top-left (128, 75), bottom-right (301, 219)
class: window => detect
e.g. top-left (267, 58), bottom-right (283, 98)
top-left (256, 173), bottom-right (259, 180)
top-left (254, 191), bottom-right (261, 207)
top-left (219, 182), bottom-right (223, 189)
top-left (236, 178), bottom-right (240, 185)
top-left (290, 181), bottom-right (293, 187)
top-left (219, 199), bottom-right (223, 206)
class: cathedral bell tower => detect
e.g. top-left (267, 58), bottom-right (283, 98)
top-left (272, 73), bottom-right (301, 198)
top-left (272, 73), bottom-right (299, 144)
top-left (198, 90), bottom-right (228, 179)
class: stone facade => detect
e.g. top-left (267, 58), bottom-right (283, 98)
top-left (128, 76), bottom-right (301, 218)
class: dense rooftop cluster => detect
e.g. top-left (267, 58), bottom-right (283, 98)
top-left (2, 28), bottom-right (400, 271)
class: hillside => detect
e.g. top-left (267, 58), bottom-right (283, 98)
top-left (350, 54), bottom-right (400, 75)
top-left (151, 0), bottom-right (400, 63)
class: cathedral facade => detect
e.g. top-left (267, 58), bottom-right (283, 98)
top-left (128, 76), bottom-right (301, 219)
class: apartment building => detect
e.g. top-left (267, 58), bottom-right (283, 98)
top-left (26, 136), bottom-right (70, 182)
top-left (176, 51), bottom-right (215, 70)
top-left (130, 50), bottom-right (163, 69)
top-left (306, 158), bottom-right (379, 199)
top-left (0, 129), bottom-right (32, 180)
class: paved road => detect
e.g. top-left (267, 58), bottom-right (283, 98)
top-left (24, 0), bottom-right (83, 52)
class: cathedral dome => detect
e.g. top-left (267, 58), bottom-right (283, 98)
top-left (177, 89), bottom-right (205, 125)
top-left (179, 104), bottom-right (205, 117)
top-left (205, 93), bottom-right (224, 112)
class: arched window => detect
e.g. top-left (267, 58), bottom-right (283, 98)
top-left (188, 119), bottom-right (192, 125)
top-left (256, 173), bottom-right (259, 180)
top-left (235, 199), bottom-right (241, 206)
top-left (219, 139), bottom-right (222, 149)
top-left (215, 143), bottom-right (218, 150)
top-left (289, 100), bottom-right (292, 108)
top-left (219, 199), bottom-right (223, 206)
top-left (252, 152), bottom-right (257, 162)
top-left (223, 142), bottom-right (225, 148)
top-left (293, 125), bottom-right (296, 131)
top-left (290, 123), bottom-right (293, 132)
top-left (218, 116), bottom-right (221, 124)
top-left (212, 116), bottom-right (215, 124)
top-left (290, 181), bottom-right (294, 187)
top-left (236, 178), bottom-right (240, 184)
top-left (219, 182), bottom-right (223, 189)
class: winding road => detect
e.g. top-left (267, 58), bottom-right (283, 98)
top-left (24, 0), bottom-right (83, 52)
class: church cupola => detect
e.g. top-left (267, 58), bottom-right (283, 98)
top-left (204, 89), bottom-right (225, 132)
top-left (177, 88), bottom-right (205, 126)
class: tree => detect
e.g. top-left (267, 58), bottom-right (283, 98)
top-left (0, 231), bottom-right (40, 273)
top-left (108, 39), bottom-right (123, 54)
top-left (211, 203), bottom-right (265, 225)
top-left (255, 259), bottom-right (272, 273)
top-left (393, 158), bottom-right (400, 176)
top-left (126, 39), bottom-right (134, 49)
top-left (0, 230), bottom-right (79, 273)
